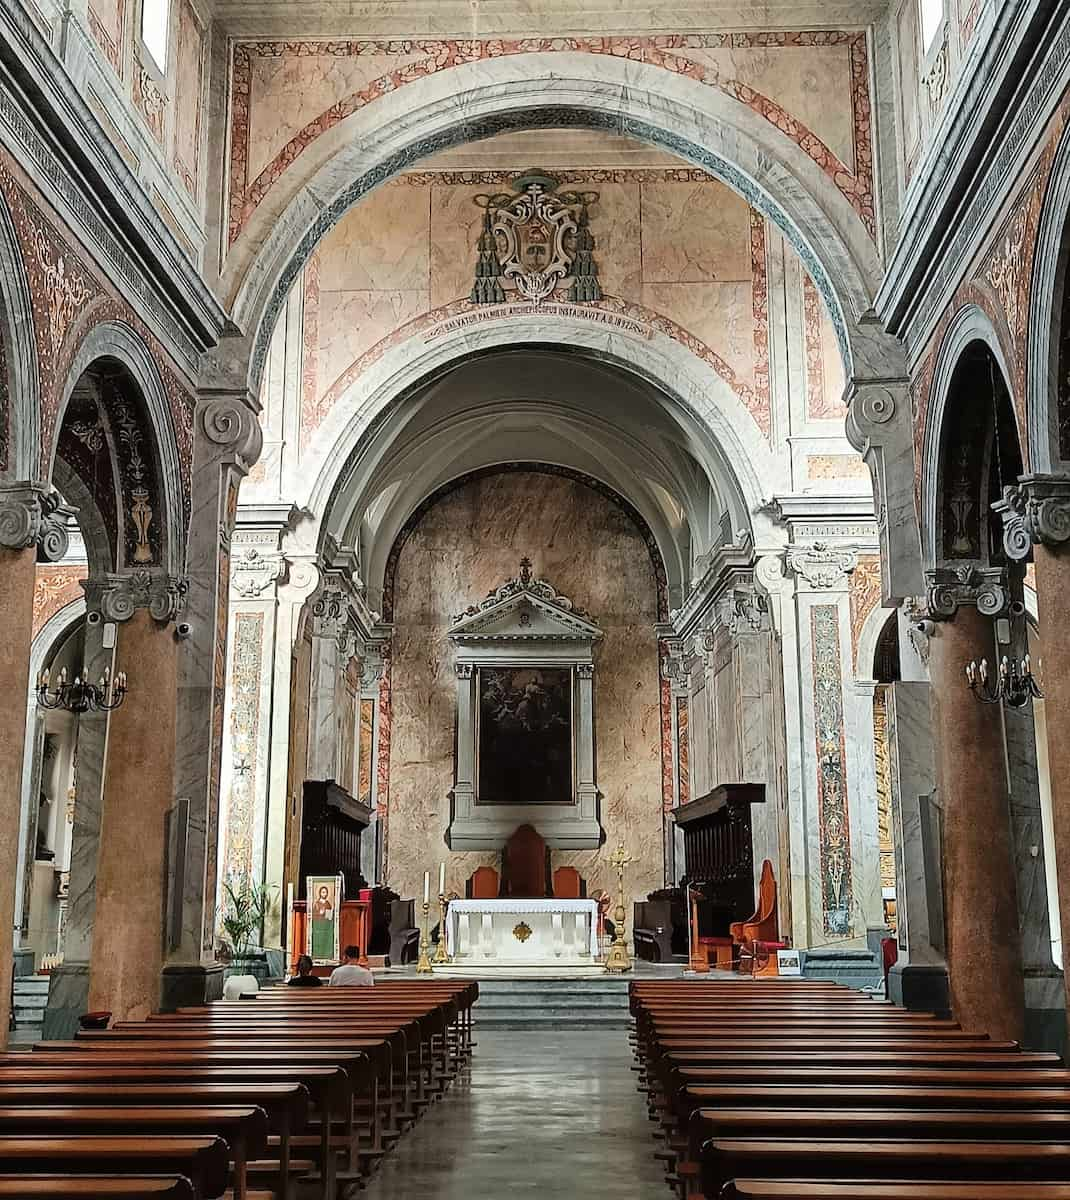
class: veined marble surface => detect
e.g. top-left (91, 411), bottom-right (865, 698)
top-left (361, 1028), bottom-right (668, 1199)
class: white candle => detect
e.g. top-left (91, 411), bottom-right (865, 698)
top-left (423, 870), bottom-right (430, 905)
top-left (439, 861), bottom-right (445, 896)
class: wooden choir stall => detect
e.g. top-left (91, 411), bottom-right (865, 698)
top-left (288, 779), bottom-right (372, 972)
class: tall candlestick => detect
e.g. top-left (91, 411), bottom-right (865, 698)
top-left (439, 861), bottom-right (445, 896)
top-left (423, 870), bottom-right (430, 906)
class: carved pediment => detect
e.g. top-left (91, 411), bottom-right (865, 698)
top-left (448, 558), bottom-right (601, 644)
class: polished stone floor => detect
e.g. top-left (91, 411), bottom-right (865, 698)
top-left (360, 1029), bottom-right (669, 1198)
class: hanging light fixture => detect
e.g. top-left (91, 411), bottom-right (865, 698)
top-left (965, 656), bottom-right (1042, 709)
top-left (36, 665), bottom-right (128, 714)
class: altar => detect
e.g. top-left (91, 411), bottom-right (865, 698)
top-left (445, 898), bottom-right (600, 966)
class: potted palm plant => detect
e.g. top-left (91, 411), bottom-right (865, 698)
top-left (219, 876), bottom-right (276, 984)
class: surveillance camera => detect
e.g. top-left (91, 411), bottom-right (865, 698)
top-left (175, 621), bottom-right (193, 640)
top-left (914, 619), bottom-right (936, 637)
top-left (1009, 600), bottom-right (1026, 618)
top-left (85, 611), bottom-right (102, 627)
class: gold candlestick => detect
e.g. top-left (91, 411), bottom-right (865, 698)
top-left (416, 899), bottom-right (434, 974)
top-left (432, 893), bottom-right (452, 964)
top-left (604, 840), bottom-right (635, 974)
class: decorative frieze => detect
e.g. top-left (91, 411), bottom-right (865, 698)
top-left (86, 569), bottom-right (190, 623)
top-left (994, 473), bottom-right (1070, 560)
top-left (925, 565), bottom-right (1009, 619)
top-left (786, 541), bottom-right (858, 589)
top-left (0, 482), bottom-right (74, 560)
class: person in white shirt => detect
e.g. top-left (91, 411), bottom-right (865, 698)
top-left (328, 945), bottom-right (374, 987)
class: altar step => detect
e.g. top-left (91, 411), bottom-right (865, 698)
top-left (474, 978), bottom-right (632, 1029)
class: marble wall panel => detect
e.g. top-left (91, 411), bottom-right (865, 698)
top-left (87, 0), bottom-right (125, 78)
top-left (387, 471), bottom-right (662, 901)
top-left (672, 43), bottom-right (856, 170)
top-left (244, 48), bottom-right (427, 184)
top-left (640, 179), bottom-right (752, 283)
top-left (640, 280), bottom-right (755, 385)
top-left (317, 184), bottom-right (430, 293)
top-left (172, 0), bottom-right (205, 200)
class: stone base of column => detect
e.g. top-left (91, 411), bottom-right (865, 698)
top-left (41, 962), bottom-right (90, 1041)
top-left (888, 962), bottom-right (950, 1014)
top-left (160, 962), bottom-right (225, 1011)
top-left (1025, 968), bottom-right (1067, 1055)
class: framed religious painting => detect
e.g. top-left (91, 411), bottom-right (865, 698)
top-left (476, 665), bottom-right (574, 805)
top-left (306, 873), bottom-right (344, 964)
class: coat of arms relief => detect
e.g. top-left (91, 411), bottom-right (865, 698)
top-left (470, 170), bottom-right (602, 305)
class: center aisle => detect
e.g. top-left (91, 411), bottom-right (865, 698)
top-left (361, 1027), bottom-right (668, 1199)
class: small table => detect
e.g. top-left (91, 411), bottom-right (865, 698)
top-left (445, 899), bottom-right (599, 965)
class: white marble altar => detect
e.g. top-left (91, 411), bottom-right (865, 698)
top-left (445, 899), bottom-right (599, 965)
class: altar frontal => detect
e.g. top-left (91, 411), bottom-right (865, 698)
top-left (445, 898), bottom-right (599, 965)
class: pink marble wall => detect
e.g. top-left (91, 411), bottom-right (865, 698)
top-left (386, 471), bottom-right (663, 901)
top-left (172, 0), bottom-right (206, 199)
top-left (299, 168), bottom-right (806, 445)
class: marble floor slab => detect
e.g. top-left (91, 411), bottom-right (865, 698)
top-left (360, 1029), bottom-right (670, 1198)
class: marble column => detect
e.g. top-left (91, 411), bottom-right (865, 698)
top-left (0, 484), bottom-right (72, 1045)
top-left (927, 567), bottom-right (1024, 1042)
top-left (997, 473), bottom-right (1070, 1046)
top-left (168, 377), bottom-right (261, 1008)
top-left (87, 574), bottom-right (186, 1022)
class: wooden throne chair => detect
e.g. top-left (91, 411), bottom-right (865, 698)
top-left (552, 866), bottom-right (585, 899)
top-left (501, 824), bottom-right (550, 898)
top-left (732, 859), bottom-right (781, 975)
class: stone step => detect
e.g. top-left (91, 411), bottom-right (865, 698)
top-left (12, 978), bottom-right (50, 996)
top-left (476, 979), bottom-right (630, 993)
top-left (475, 1014), bottom-right (630, 1028)
top-left (11, 991), bottom-right (48, 1009)
top-left (13, 1008), bottom-right (45, 1025)
top-left (476, 992), bottom-right (628, 1008)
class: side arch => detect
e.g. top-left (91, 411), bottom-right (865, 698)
top-left (0, 189), bottom-right (40, 482)
top-left (53, 322), bottom-right (185, 576)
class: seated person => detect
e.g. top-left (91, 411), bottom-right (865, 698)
top-left (287, 953), bottom-right (323, 988)
top-left (328, 944), bottom-right (374, 987)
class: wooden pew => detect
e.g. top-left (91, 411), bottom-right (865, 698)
top-left (0, 1180), bottom-right (198, 1199)
top-left (722, 1186), bottom-right (1070, 1200)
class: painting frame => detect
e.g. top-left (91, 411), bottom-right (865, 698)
top-left (475, 664), bottom-right (575, 806)
top-left (306, 872), bottom-right (344, 965)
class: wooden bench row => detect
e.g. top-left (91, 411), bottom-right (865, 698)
top-left (630, 978), bottom-right (1070, 1200)
top-left (0, 978), bottom-right (477, 1199)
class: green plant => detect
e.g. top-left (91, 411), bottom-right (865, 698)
top-left (219, 876), bottom-right (275, 958)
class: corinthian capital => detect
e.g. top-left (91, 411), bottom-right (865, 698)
top-left (925, 565), bottom-right (1008, 620)
top-left (86, 570), bottom-right (190, 623)
top-left (992, 473), bottom-right (1070, 561)
top-left (0, 482), bottom-right (76, 560)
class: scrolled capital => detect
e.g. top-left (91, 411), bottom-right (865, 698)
top-left (0, 483), bottom-right (76, 560)
top-left (199, 394), bottom-right (263, 467)
top-left (992, 473), bottom-right (1070, 562)
top-left (925, 565), bottom-right (1008, 621)
top-left (87, 570), bottom-right (190, 624)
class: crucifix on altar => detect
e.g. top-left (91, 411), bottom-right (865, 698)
top-left (603, 841), bottom-right (635, 974)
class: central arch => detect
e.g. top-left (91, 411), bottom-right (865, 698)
top-left (228, 54), bottom-right (887, 392)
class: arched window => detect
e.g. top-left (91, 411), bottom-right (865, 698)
top-left (920, 0), bottom-right (945, 52)
top-left (141, 0), bottom-right (170, 72)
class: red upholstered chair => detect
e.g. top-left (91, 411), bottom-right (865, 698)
top-left (468, 866), bottom-right (500, 899)
top-left (730, 859), bottom-right (778, 951)
top-left (552, 866), bottom-right (584, 899)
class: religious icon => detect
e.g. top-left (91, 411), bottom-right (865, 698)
top-left (306, 874), bottom-right (343, 964)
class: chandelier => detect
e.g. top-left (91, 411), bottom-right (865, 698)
top-left (964, 655), bottom-right (1042, 709)
top-left (36, 665), bottom-right (128, 714)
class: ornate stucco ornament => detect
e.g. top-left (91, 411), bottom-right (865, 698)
top-left (231, 546), bottom-right (287, 599)
top-left (453, 557), bottom-right (594, 624)
top-left (470, 170), bottom-right (602, 305)
top-left (993, 473), bottom-right (1070, 561)
top-left (785, 541), bottom-right (858, 589)
top-left (925, 565), bottom-right (1009, 620)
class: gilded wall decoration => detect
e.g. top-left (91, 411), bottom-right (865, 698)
top-left (55, 389), bottom-right (120, 563)
top-left (811, 603), bottom-right (853, 937)
top-left (133, 66), bottom-right (167, 147)
top-left (848, 554), bottom-right (882, 672)
top-left (226, 34), bottom-right (875, 247)
top-left (32, 564), bottom-right (88, 636)
top-left (358, 697), bottom-right (374, 808)
top-left (221, 611), bottom-right (265, 887)
top-left (99, 375), bottom-right (163, 567)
